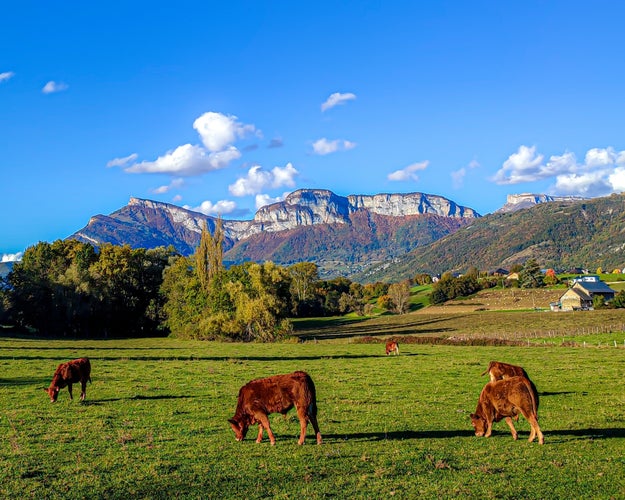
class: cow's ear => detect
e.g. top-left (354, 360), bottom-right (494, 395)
top-left (228, 418), bottom-right (237, 426)
top-left (469, 413), bottom-right (476, 419)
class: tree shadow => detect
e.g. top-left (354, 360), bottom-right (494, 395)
top-left (0, 377), bottom-right (51, 386)
top-left (323, 429), bottom-right (474, 441)
top-left (82, 394), bottom-right (198, 405)
top-left (546, 428), bottom-right (625, 439)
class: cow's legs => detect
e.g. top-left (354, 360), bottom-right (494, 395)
top-left (80, 380), bottom-right (87, 401)
top-left (67, 383), bottom-right (73, 400)
top-left (308, 411), bottom-right (322, 445)
top-left (526, 415), bottom-right (544, 444)
top-left (295, 406), bottom-right (309, 445)
top-left (256, 424), bottom-right (264, 443)
top-left (256, 414), bottom-right (276, 445)
top-left (504, 417), bottom-right (518, 440)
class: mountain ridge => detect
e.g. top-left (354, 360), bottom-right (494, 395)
top-left (69, 189), bottom-right (479, 277)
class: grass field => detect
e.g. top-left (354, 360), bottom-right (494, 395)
top-left (1, 333), bottom-right (624, 499)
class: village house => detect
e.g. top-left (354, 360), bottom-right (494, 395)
top-left (558, 275), bottom-right (615, 311)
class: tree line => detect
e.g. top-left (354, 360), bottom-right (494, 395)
top-left (0, 222), bottom-right (407, 340)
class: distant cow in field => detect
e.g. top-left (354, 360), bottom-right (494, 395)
top-left (385, 340), bottom-right (400, 356)
top-left (470, 376), bottom-right (544, 444)
top-left (228, 371), bottom-right (322, 445)
top-left (44, 357), bottom-right (91, 402)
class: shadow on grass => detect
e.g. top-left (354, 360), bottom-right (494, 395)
top-left (323, 427), bottom-right (625, 443)
top-left (83, 394), bottom-right (197, 405)
top-left (0, 353), bottom-right (423, 362)
top-left (323, 429), bottom-right (475, 441)
top-left (0, 377), bottom-right (51, 386)
top-left (546, 428), bottom-right (625, 439)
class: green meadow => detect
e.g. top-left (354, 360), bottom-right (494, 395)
top-left (1, 333), bottom-right (624, 499)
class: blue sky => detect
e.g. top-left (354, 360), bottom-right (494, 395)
top-left (3, 1), bottom-right (625, 260)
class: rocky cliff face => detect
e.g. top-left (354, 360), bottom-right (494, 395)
top-left (69, 189), bottom-right (480, 277)
top-left (496, 193), bottom-right (584, 213)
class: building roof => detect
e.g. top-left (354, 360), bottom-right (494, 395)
top-left (574, 281), bottom-right (615, 295)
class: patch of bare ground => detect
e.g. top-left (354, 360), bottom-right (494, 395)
top-left (419, 288), bottom-right (565, 314)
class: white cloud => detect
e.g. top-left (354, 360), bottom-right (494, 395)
top-left (42, 81), bottom-right (68, 94)
top-left (491, 145), bottom-right (545, 184)
top-left (553, 171), bottom-right (612, 197)
top-left (388, 161), bottom-right (429, 182)
top-left (0, 71), bottom-right (15, 83)
top-left (123, 144), bottom-right (241, 176)
top-left (321, 92), bottom-right (356, 112)
top-left (450, 168), bottom-right (466, 189)
top-left (229, 163), bottom-right (299, 197)
top-left (2, 252), bottom-right (23, 262)
top-left (106, 153), bottom-right (138, 168)
top-left (193, 112), bottom-right (259, 152)
top-left (151, 178), bottom-right (184, 194)
top-left (312, 138), bottom-right (356, 155)
top-left (172, 194), bottom-right (183, 202)
top-left (255, 193), bottom-right (287, 209)
top-left (451, 160), bottom-right (480, 189)
top-left (110, 111), bottom-right (257, 177)
top-left (185, 199), bottom-right (239, 216)
top-left (494, 144), bottom-right (625, 198)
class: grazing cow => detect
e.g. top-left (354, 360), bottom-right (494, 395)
top-left (481, 360), bottom-right (529, 382)
top-left (470, 376), bottom-right (544, 444)
top-left (481, 360), bottom-right (539, 411)
top-left (44, 358), bottom-right (91, 402)
top-left (385, 340), bottom-right (400, 356)
top-left (228, 371), bottom-right (322, 445)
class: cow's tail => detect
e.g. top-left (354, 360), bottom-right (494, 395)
top-left (305, 373), bottom-right (318, 420)
top-left (523, 377), bottom-right (539, 418)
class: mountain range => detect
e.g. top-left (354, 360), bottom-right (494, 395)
top-left (69, 188), bottom-right (625, 282)
top-left (70, 189), bottom-right (478, 278)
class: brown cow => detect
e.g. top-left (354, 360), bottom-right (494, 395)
top-left (481, 360), bottom-right (539, 411)
top-left (44, 358), bottom-right (91, 402)
top-left (385, 340), bottom-right (399, 356)
top-left (481, 360), bottom-right (528, 382)
top-left (470, 376), bottom-right (544, 444)
top-left (228, 371), bottom-right (322, 445)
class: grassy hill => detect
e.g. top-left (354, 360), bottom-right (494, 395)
top-left (358, 193), bottom-right (625, 282)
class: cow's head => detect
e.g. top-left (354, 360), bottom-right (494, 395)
top-left (228, 417), bottom-right (249, 442)
top-left (470, 413), bottom-right (486, 437)
top-left (43, 386), bottom-right (60, 402)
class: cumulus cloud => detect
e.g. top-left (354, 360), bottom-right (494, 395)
top-left (1, 71), bottom-right (15, 83)
top-left (255, 193), bottom-right (288, 209)
top-left (2, 252), bottom-right (23, 262)
top-left (229, 163), bottom-right (299, 197)
top-left (110, 111), bottom-right (257, 176)
top-left (312, 138), bottom-right (356, 155)
top-left (493, 145), bottom-right (625, 198)
top-left (123, 144), bottom-right (241, 176)
top-left (151, 178), bottom-right (184, 194)
top-left (321, 92), bottom-right (357, 112)
top-left (388, 161), bottom-right (429, 182)
top-left (172, 194), bottom-right (183, 202)
top-left (106, 153), bottom-right (139, 168)
top-left (42, 81), bottom-right (68, 94)
top-left (193, 112), bottom-right (258, 152)
top-left (185, 199), bottom-right (239, 216)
